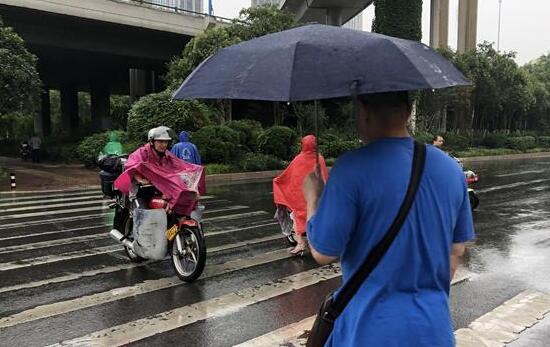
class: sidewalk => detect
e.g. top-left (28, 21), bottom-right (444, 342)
top-left (2, 150), bottom-right (550, 192)
top-left (0, 156), bottom-right (282, 192)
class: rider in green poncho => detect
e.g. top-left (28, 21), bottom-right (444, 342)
top-left (101, 132), bottom-right (124, 156)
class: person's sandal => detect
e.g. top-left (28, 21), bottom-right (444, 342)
top-left (289, 243), bottom-right (308, 257)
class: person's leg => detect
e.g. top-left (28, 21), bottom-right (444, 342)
top-left (289, 216), bottom-right (308, 255)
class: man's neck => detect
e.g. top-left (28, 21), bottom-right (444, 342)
top-left (366, 126), bottom-right (410, 142)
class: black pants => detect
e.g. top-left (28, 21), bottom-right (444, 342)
top-left (31, 149), bottom-right (40, 163)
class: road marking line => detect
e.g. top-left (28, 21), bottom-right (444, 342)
top-left (455, 290), bottom-right (550, 347)
top-left (0, 234), bottom-right (110, 254)
top-left (0, 190), bottom-right (100, 202)
top-left (206, 221), bottom-right (278, 237)
top-left (0, 224), bottom-right (110, 242)
top-left (0, 197), bottom-right (227, 212)
top-left (0, 213), bottom-right (113, 230)
top-left (0, 203), bottom-right (247, 220)
top-left (205, 211), bottom-right (267, 222)
top-left (47, 264), bottom-right (342, 347)
top-left (0, 195), bottom-right (104, 208)
top-left (0, 219), bottom-right (275, 254)
top-left (1, 200), bottom-right (106, 213)
top-left (477, 179), bottom-right (550, 194)
top-left (0, 206), bottom-right (110, 221)
top-left (0, 232), bottom-right (283, 273)
top-left (0, 248), bottom-right (295, 329)
top-left (0, 245), bottom-right (122, 271)
top-left (0, 234), bottom-right (284, 294)
top-left (235, 270), bottom-right (480, 347)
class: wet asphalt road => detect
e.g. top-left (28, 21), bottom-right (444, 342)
top-left (0, 156), bottom-right (549, 346)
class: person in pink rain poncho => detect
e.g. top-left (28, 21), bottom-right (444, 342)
top-left (114, 126), bottom-right (206, 217)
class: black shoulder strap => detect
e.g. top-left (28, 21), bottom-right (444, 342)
top-left (329, 140), bottom-right (427, 317)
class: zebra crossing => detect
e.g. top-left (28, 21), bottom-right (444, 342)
top-left (1, 182), bottom-right (549, 347)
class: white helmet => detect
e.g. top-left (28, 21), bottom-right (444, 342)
top-left (149, 126), bottom-right (173, 141)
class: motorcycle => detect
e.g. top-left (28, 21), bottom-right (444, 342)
top-left (464, 169), bottom-right (479, 210)
top-left (20, 142), bottom-right (31, 161)
top-left (99, 155), bottom-right (207, 282)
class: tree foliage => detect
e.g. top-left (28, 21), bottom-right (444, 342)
top-left (166, 6), bottom-right (297, 90)
top-left (372, 0), bottom-right (422, 41)
top-left (0, 17), bottom-right (41, 118)
top-left (416, 43), bottom-right (550, 134)
top-left (126, 91), bottom-right (212, 142)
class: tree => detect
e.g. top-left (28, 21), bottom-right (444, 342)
top-left (372, 0), bottom-right (422, 41)
top-left (0, 17), bottom-right (41, 117)
top-left (166, 6), bottom-right (297, 91)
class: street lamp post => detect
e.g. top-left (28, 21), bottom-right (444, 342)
top-left (497, 0), bottom-right (503, 51)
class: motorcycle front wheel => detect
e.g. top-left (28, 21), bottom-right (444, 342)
top-left (170, 226), bottom-right (206, 282)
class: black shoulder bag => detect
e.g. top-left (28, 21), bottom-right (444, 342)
top-left (306, 141), bottom-right (427, 347)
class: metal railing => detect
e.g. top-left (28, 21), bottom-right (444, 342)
top-left (111, 0), bottom-right (234, 24)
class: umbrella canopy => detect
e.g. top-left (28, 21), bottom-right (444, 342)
top-left (173, 24), bottom-right (470, 102)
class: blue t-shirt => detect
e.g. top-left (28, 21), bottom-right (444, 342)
top-left (308, 137), bottom-right (474, 347)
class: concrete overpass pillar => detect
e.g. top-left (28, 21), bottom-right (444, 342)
top-left (129, 68), bottom-right (155, 100)
top-left (326, 8), bottom-right (344, 26)
top-left (430, 0), bottom-right (449, 48)
top-left (61, 85), bottom-right (79, 135)
top-left (37, 89), bottom-right (51, 137)
top-left (91, 83), bottom-right (111, 131)
top-left (457, 0), bottom-right (478, 53)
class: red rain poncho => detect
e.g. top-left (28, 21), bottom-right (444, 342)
top-left (273, 135), bottom-right (328, 235)
top-left (114, 143), bottom-right (206, 216)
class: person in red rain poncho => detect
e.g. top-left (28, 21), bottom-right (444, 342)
top-left (273, 135), bottom-right (328, 255)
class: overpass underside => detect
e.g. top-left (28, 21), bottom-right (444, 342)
top-left (0, 3), bottom-right (195, 136)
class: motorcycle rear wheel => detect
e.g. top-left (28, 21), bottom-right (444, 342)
top-left (170, 226), bottom-right (206, 282)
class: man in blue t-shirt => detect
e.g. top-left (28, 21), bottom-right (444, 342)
top-left (304, 91), bottom-right (475, 347)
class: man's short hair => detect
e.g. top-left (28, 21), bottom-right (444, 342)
top-left (358, 91), bottom-right (411, 111)
top-left (432, 135), bottom-right (443, 142)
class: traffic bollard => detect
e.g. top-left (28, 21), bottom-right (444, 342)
top-left (10, 173), bottom-right (16, 190)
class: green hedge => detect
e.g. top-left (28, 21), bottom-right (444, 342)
top-left (204, 163), bottom-right (237, 175)
top-left (191, 125), bottom-right (241, 164)
top-left (126, 91), bottom-right (212, 142)
top-left (506, 136), bottom-right (536, 151)
top-left (227, 119), bottom-right (263, 152)
top-left (482, 133), bottom-right (508, 149)
top-left (257, 126), bottom-right (297, 160)
top-left (537, 136), bottom-right (550, 147)
top-left (239, 153), bottom-right (284, 171)
top-left (319, 134), bottom-right (361, 158)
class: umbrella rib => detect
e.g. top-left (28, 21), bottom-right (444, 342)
top-left (287, 41), bottom-right (301, 102)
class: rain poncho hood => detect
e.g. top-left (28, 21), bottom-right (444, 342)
top-left (171, 131), bottom-right (202, 165)
top-left (114, 143), bottom-right (206, 216)
top-left (273, 135), bottom-right (328, 234)
top-left (102, 132), bottom-right (124, 156)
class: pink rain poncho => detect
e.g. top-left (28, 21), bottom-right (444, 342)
top-left (114, 143), bottom-right (206, 216)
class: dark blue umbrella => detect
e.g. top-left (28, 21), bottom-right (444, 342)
top-left (172, 24), bottom-right (470, 102)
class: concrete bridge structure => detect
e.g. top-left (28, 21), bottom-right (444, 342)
top-left (0, 0), bottom-right (227, 135)
top-left (279, 0), bottom-right (478, 51)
